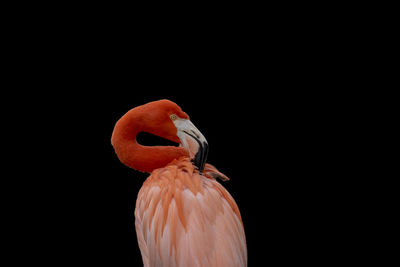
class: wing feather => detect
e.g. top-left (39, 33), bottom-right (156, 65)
top-left (135, 163), bottom-right (247, 267)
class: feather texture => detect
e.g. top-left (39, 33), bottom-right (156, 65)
top-left (135, 158), bottom-right (247, 267)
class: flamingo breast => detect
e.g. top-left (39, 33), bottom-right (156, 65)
top-left (134, 158), bottom-right (247, 267)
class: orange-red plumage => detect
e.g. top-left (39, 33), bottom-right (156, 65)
top-left (112, 100), bottom-right (247, 266)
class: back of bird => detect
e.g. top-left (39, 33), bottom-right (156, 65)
top-left (134, 159), bottom-right (247, 267)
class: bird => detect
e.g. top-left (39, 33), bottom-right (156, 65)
top-left (111, 99), bottom-right (247, 267)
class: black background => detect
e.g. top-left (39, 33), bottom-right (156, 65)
top-left (17, 65), bottom-right (348, 265)
top-left (41, 90), bottom-right (342, 266)
top-left (4, 2), bottom-right (388, 264)
top-left (8, 16), bottom-right (357, 265)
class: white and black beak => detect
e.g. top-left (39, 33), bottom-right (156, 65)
top-left (173, 118), bottom-right (208, 172)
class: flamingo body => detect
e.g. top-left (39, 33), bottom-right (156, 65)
top-left (112, 100), bottom-right (247, 266)
top-left (135, 158), bottom-right (246, 267)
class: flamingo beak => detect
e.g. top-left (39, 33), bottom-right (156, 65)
top-left (173, 119), bottom-right (208, 172)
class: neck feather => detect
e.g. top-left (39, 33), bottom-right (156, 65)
top-left (111, 110), bottom-right (188, 173)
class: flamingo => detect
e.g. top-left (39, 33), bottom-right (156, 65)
top-left (111, 99), bottom-right (247, 267)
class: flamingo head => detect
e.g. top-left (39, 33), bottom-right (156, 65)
top-left (141, 99), bottom-right (209, 172)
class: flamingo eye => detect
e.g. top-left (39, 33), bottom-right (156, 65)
top-left (170, 114), bottom-right (178, 121)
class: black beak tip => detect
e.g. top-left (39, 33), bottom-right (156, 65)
top-left (182, 130), bottom-right (209, 173)
top-left (192, 141), bottom-right (209, 173)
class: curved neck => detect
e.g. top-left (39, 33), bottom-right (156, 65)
top-left (111, 110), bottom-right (188, 173)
